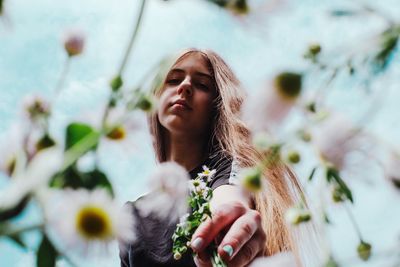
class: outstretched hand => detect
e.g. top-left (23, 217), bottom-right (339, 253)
top-left (190, 186), bottom-right (266, 267)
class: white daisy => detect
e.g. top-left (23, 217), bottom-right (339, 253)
top-left (197, 165), bottom-right (216, 182)
top-left (135, 161), bottom-right (190, 221)
top-left (45, 188), bottom-right (135, 255)
top-left (0, 147), bottom-right (63, 211)
top-left (242, 77), bottom-right (300, 135)
top-left (285, 206), bottom-right (311, 226)
top-left (312, 113), bottom-right (363, 171)
top-left (189, 179), bottom-right (207, 194)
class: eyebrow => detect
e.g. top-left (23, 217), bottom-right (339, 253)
top-left (168, 68), bottom-right (213, 80)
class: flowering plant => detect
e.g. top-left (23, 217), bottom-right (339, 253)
top-left (172, 166), bottom-right (226, 266)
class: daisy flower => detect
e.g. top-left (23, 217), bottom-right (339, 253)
top-left (285, 205), bottom-right (311, 226)
top-left (135, 162), bottom-right (190, 221)
top-left (0, 147), bottom-right (63, 211)
top-left (312, 113), bottom-right (363, 171)
top-left (238, 166), bottom-right (263, 192)
top-left (197, 165), bottom-right (216, 182)
top-left (45, 188), bottom-right (135, 254)
top-left (242, 72), bottom-right (302, 135)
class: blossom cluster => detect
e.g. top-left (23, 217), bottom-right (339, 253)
top-left (172, 165), bottom-right (226, 266)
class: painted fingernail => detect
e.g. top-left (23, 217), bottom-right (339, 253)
top-left (191, 237), bottom-right (203, 250)
top-left (223, 245), bottom-right (234, 257)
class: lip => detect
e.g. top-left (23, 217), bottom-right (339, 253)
top-left (171, 99), bottom-right (192, 110)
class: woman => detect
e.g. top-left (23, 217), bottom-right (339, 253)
top-left (119, 49), bottom-right (305, 267)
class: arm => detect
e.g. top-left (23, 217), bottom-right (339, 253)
top-left (191, 185), bottom-right (266, 267)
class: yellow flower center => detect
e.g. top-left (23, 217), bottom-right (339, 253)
top-left (76, 205), bottom-right (113, 240)
top-left (107, 126), bottom-right (126, 140)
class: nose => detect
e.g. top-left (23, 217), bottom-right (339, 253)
top-left (177, 76), bottom-right (192, 96)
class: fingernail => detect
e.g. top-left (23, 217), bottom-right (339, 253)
top-left (191, 237), bottom-right (203, 250)
top-left (223, 245), bottom-right (234, 257)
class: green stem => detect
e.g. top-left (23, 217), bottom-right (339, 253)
top-left (61, 131), bottom-right (99, 172)
top-left (55, 56), bottom-right (71, 95)
top-left (117, 0), bottom-right (147, 76)
top-left (2, 223), bottom-right (44, 236)
top-left (343, 202), bottom-right (364, 242)
top-left (99, 0), bottom-right (147, 142)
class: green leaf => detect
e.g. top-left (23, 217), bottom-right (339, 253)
top-left (49, 167), bottom-right (114, 196)
top-left (373, 25), bottom-right (400, 73)
top-left (327, 168), bottom-right (353, 203)
top-left (37, 235), bottom-right (58, 267)
top-left (49, 166), bottom-right (82, 189)
top-left (82, 169), bottom-right (114, 197)
top-left (0, 196), bottom-right (30, 222)
top-left (308, 167), bottom-right (317, 181)
top-left (65, 122), bottom-right (99, 151)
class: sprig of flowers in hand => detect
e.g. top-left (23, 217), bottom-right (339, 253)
top-left (172, 165), bottom-right (226, 267)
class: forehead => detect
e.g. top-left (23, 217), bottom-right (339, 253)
top-left (171, 52), bottom-right (212, 76)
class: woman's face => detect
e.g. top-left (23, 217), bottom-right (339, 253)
top-left (157, 52), bottom-right (217, 138)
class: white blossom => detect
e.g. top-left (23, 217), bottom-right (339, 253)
top-left (0, 147), bottom-right (63, 211)
top-left (45, 188), bottom-right (135, 254)
top-left (242, 79), bottom-right (298, 134)
top-left (135, 161), bottom-right (190, 221)
top-left (312, 113), bottom-right (362, 170)
top-left (197, 165), bottom-right (216, 182)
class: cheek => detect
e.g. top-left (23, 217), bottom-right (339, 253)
top-left (157, 91), bottom-right (171, 117)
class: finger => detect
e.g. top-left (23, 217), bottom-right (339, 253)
top-left (194, 251), bottom-right (213, 267)
top-left (191, 201), bottom-right (246, 252)
top-left (227, 235), bottom-right (264, 267)
top-left (217, 210), bottom-right (262, 262)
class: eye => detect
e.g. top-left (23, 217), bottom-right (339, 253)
top-left (166, 78), bottom-right (181, 85)
top-left (195, 82), bottom-right (209, 90)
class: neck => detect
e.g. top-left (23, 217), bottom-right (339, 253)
top-left (164, 132), bottom-right (209, 172)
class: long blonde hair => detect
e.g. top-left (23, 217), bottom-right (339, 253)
top-left (149, 48), bottom-right (305, 258)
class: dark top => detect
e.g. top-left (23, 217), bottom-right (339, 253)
top-left (119, 152), bottom-right (237, 267)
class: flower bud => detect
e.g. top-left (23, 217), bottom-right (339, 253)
top-left (309, 43), bottom-right (321, 56)
top-left (240, 167), bottom-right (262, 192)
top-left (24, 95), bottom-right (51, 122)
top-left (173, 252), bottom-right (182, 260)
top-left (287, 150), bottom-right (301, 164)
top-left (274, 72), bottom-right (302, 100)
top-left (63, 29), bottom-right (85, 57)
top-left (110, 75), bottom-right (123, 92)
top-left (137, 95), bottom-right (153, 112)
top-left (285, 206), bottom-right (311, 225)
top-left (106, 126), bottom-right (126, 140)
top-left (357, 241), bottom-right (372, 261)
top-left (331, 186), bottom-right (345, 203)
